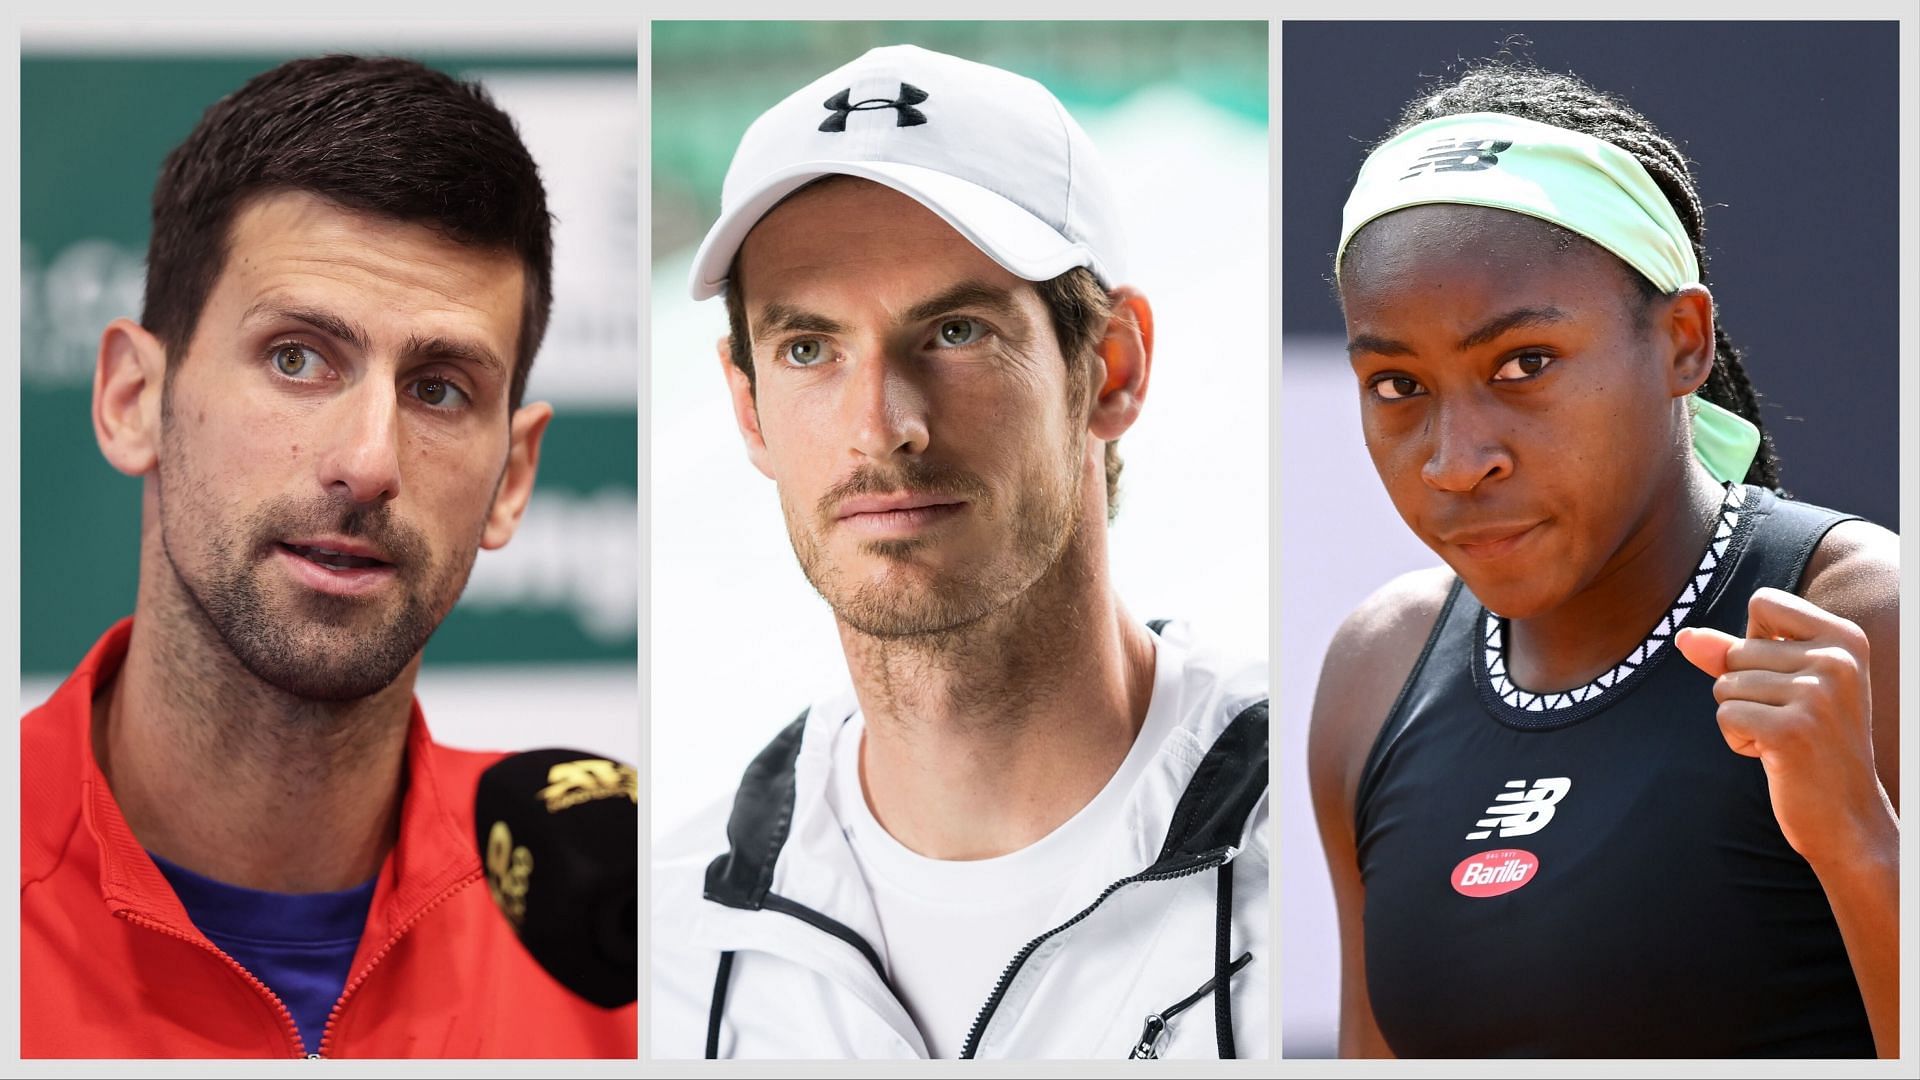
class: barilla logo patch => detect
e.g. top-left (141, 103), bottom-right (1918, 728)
top-left (1451, 848), bottom-right (1540, 898)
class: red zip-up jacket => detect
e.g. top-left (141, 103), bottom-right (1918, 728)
top-left (20, 620), bottom-right (637, 1058)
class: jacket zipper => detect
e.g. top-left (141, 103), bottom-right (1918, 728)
top-left (313, 873), bottom-right (478, 1059)
top-left (1127, 950), bottom-right (1252, 1059)
top-left (117, 910), bottom-right (307, 1058)
top-left (958, 845), bottom-right (1235, 1059)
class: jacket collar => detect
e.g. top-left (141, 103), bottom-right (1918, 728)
top-left (61, 618), bottom-right (479, 938)
top-left (701, 625), bottom-right (1269, 926)
top-left (692, 625), bottom-right (1268, 1058)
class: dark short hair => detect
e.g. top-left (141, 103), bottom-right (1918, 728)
top-left (724, 261), bottom-right (1126, 520)
top-left (143, 54), bottom-right (553, 410)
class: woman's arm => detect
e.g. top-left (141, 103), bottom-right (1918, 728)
top-left (1676, 518), bottom-right (1900, 1058)
top-left (1307, 567), bottom-right (1454, 1059)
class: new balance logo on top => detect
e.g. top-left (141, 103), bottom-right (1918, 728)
top-left (1465, 777), bottom-right (1571, 840)
top-left (819, 83), bottom-right (930, 133)
top-left (1401, 138), bottom-right (1513, 179)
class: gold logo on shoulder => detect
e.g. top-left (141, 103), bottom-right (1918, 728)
top-left (537, 758), bottom-right (639, 813)
top-left (485, 820), bottom-right (534, 927)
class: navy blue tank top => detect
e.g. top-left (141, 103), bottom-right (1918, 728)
top-left (1355, 484), bottom-right (1873, 1058)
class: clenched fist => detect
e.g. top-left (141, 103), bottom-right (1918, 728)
top-left (1674, 586), bottom-right (1894, 869)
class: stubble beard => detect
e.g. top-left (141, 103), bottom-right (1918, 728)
top-left (783, 436), bottom-right (1087, 642)
top-left (156, 399), bottom-right (479, 704)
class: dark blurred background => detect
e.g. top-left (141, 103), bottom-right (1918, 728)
top-left (1277, 21), bottom-right (1901, 1058)
top-left (1282, 20), bottom-right (1899, 524)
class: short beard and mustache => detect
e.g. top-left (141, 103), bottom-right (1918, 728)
top-left (157, 404), bottom-right (480, 703)
top-left (783, 435), bottom-right (1087, 641)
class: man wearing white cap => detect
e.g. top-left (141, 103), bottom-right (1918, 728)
top-left (650, 45), bottom-right (1269, 1059)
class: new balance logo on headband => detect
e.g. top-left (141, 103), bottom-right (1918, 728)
top-left (819, 83), bottom-right (930, 132)
top-left (1401, 137), bottom-right (1513, 179)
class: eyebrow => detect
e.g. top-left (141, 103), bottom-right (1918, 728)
top-left (243, 300), bottom-right (506, 380)
top-left (750, 279), bottom-right (1026, 343)
top-left (899, 280), bottom-right (1023, 326)
top-left (402, 333), bottom-right (507, 380)
top-left (1346, 305), bottom-right (1570, 357)
top-left (1455, 306), bottom-right (1568, 350)
top-left (752, 303), bottom-right (847, 340)
top-left (245, 302), bottom-right (370, 353)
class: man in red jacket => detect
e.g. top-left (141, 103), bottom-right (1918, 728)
top-left (20, 56), bottom-right (635, 1057)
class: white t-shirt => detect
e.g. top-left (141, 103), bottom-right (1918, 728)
top-left (824, 640), bottom-right (1182, 1059)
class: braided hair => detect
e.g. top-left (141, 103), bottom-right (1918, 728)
top-left (1381, 60), bottom-right (1782, 488)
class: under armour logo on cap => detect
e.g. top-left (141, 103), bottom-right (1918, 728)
top-left (691, 44), bottom-right (1127, 301)
top-left (819, 83), bottom-right (930, 132)
top-left (1400, 138), bottom-right (1513, 179)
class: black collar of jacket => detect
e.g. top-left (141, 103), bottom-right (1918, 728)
top-left (702, 657), bottom-right (1269, 909)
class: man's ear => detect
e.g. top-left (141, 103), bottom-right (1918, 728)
top-left (94, 318), bottom-right (168, 477)
top-left (719, 335), bottom-right (775, 480)
top-left (481, 401), bottom-right (553, 550)
top-left (1088, 287), bottom-right (1153, 441)
top-left (1659, 285), bottom-right (1716, 397)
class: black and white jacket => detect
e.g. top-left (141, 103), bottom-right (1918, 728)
top-left (650, 622), bottom-right (1270, 1059)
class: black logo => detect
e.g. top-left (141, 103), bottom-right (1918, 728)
top-left (1400, 138), bottom-right (1513, 179)
top-left (819, 83), bottom-right (930, 133)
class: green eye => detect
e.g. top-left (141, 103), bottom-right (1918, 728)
top-left (272, 344), bottom-right (322, 378)
top-left (937, 319), bottom-right (980, 346)
top-left (785, 340), bottom-right (824, 366)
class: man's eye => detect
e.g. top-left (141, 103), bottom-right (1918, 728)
top-left (270, 343), bottom-right (328, 380)
top-left (936, 318), bottom-right (982, 347)
top-left (413, 378), bottom-right (468, 409)
top-left (1371, 374), bottom-right (1424, 400)
top-left (784, 339), bottom-right (826, 366)
top-left (1493, 352), bottom-right (1555, 381)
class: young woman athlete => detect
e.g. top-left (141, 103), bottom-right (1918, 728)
top-left (1308, 62), bottom-right (1899, 1059)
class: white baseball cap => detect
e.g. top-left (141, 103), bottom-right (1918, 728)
top-left (689, 44), bottom-right (1128, 301)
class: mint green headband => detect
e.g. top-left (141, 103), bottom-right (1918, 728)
top-left (1337, 111), bottom-right (1759, 484)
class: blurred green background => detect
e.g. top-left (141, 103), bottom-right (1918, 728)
top-left (20, 48), bottom-right (638, 682)
top-left (652, 21), bottom-right (1267, 260)
top-left (650, 21), bottom-right (1271, 836)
